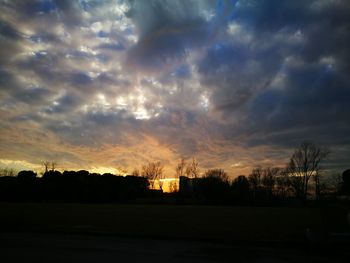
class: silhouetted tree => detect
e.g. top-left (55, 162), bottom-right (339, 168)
top-left (16, 170), bottom-right (38, 201)
top-left (158, 172), bottom-right (165, 191)
top-left (169, 180), bottom-right (178, 193)
top-left (204, 169), bottom-right (228, 181)
top-left (289, 174), bottom-right (304, 200)
top-left (262, 167), bottom-right (280, 200)
top-left (232, 175), bottom-right (250, 203)
top-left (196, 169), bottom-right (230, 203)
top-left (17, 170), bottom-right (37, 180)
top-left (327, 173), bottom-right (342, 195)
top-left (0, 167), bottom-right (16, 177)
top-left (286, 141), bottom-right (329, 201)
top-left (341, 169), bottom-right (350, 195)
top-left (142, 161), bottom-right (164, 189)
top-left (43, 161), bottom-right (57, 173)
top-left (76, 170), bottom-right (89, 177)
top-left (116, 166), bottom-right (128, 175)
top-left (42, 170), bottom-right (62, 178)
top-left (0, 167), bottom-right (151, 203)
top-left (176, 158), bottom-right (186, 178)
top-left (179, 176), bottom-right (193, 196)
top-left (43, 161), bottom-right (50, 173)
top-left (248, 167), bottom-right (262, 201)
top-left (275, 169), bottom-right (291, 200)
top-left (131, 168), bottom-right (141, 177)
top-left (51, 162), bottom-right (57, 171)
top-left (169, 158), bottom-right (187, 193)
top-left (249, 167), bottom-right (281, 201)
top-left (185, 158), bottom-right (200, 178)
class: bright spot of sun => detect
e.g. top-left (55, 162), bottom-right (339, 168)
top-left (151, 178), bottom-right (179, 193)
top-left (200, 93), bottom-right (210, 110)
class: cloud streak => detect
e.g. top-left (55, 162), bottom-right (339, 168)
top-left (0, 0), bottom-right (350, 176)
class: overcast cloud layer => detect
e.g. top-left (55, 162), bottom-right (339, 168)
top-left (1, 0), bottom-right (350, 176)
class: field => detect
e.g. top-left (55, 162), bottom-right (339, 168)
top-left (1, 203), bottom-right (350, 262)
top-left (0, 203), bottom-right (332, 242)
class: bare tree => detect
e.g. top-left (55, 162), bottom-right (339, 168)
top-left (51, 162), bottom-right (56, 171)
top-left (117, 166), bottom-right (128, 175)
top-left (289, 174), bottom-right (304, 200)
top-left (43, 161), bottom-right (57, 173)
top-left (141, 161), bottom-right (164, 189)
top-left (249, 167), bottom-right (280, 200)
top-left (328, 173), bottom-right (343, 193)
top-left (8, 168), bottom-right (16, 177)
top-left (43, 161), bottom-right (50, 173)
top-left (175, 158), bottom-right (186, 178)
top-left (314, 171), bottom-right (321, 201)
top-left (313, 173), bottom-right (342, 199)
top-left (169, 180), bottom-right (178, 193)
top-left (286, 141), bottom-right (329, 201)
top-left (185, 158), bottom-right (200, 178)
top-left (263, 167), bottom-right (280, 200)
top-left (204, 169), bottom-right (228, 181)
top-left (0, 167), bottom-right (16, 177)
top-left (248, 167), bottom-right (262, 200)
top-left (172, 158), bottom-right (186, 192)
top-left (275, 169), bottom-right (291, 199)
top-left (131, 168), bottom-right (141, 177)
top-left (158, 172), bottom-right (165, 192)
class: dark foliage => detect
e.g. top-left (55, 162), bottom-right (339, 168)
top-left (0, 170), bottom-right (149, 203)
top-left (231, 175), bottom-right (250, 203)
top-left (17, 170), bottom-right (37, 180)
top-left (0, 141), bottom-right (343, 205)
top-left (179, 173), bottom-right (250, 205)
top-left (341, 169), bottom-right (350, 195)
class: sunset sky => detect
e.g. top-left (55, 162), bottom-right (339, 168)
top-left (0, 0), bottom-right (350, 177)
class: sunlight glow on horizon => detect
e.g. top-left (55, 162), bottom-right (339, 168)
top-left (0, 0), bottom-right (349, 176)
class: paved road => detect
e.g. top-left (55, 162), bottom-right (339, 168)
top-left (0, 232), bottom-right (345, 262)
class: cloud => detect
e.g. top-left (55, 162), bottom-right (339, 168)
top-left (124, 0), bottom-right (235, 72)
top-left (0, 0), bottom-right (350, 176)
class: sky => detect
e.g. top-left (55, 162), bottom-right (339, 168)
top-left (0, 0), bottom-right (350, 177)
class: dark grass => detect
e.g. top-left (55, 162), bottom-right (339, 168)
top-left (0, 203), bottom-right (330, 242)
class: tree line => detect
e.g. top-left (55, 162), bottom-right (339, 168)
top-left (0, 141), bottom-right (349, 205)
top-left (178, 142), bottom-right (349, 204)
top-left (0, 169), bottom-right (149, 202)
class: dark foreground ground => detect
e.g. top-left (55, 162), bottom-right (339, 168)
top-left (1, 232), bottom-right (349, 263)
top-left (0, 203), bottom-right (349, 262)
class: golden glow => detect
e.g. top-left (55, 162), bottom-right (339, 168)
top-left (151, 178), bottom-right (179, 193)
top-left (89, 166), bottom-right (125, 175)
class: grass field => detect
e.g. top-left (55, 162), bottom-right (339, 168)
top-left (1, 203), bottom-right (338, 242)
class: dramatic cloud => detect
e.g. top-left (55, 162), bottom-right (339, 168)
top-left (0, 0), bottom-right (349, 176)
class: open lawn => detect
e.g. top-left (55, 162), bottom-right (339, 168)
top-left (0, 203), bottom-right (334, 242)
